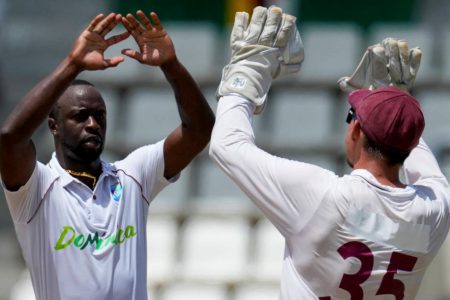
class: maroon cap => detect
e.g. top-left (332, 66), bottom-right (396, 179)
top-left (348, 86), bottom-right (425, 154)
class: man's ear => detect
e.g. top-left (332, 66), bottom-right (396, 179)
top-left (349, 120), bottom-right (363, 141)
top-left (48, 117), bottom-right (58, 136)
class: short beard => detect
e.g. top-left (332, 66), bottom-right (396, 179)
top-left (63, 141), bottom-right (103, 163)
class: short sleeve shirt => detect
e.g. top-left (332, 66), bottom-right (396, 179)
top-left (3, 140), bottom-right (173, 300)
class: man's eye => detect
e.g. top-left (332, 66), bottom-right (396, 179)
top-left (94, 112), bottom-right (106, 122)
top-left (74, 112), bottom-right (88, 121)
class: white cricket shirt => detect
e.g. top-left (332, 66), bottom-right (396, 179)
top-left (210, 96), bottom-right (450, 300)
top-left (3, 140), bottom-right (174, 300)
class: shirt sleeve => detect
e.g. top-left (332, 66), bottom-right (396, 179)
top-left (2, 162), bottom-right (58, 224)
top-left (209, 95), bottom-right (339, 237)
top-left (115, 140), bottom-right (177, 203)
top-left (402, 138), bottom-right (449, 188)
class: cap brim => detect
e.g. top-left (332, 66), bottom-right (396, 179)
top-left (348, 89), bottom-right (371, 109)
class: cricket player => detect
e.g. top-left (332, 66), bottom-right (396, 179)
top-left (0, 11), bottom-right (214, 300)
top-left (209, 6), bottom-right (450, 299)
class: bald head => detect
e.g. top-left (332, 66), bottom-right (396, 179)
top-left (48, 79), bottom-right (107, 164)
top-left (49, 79), bottom-right (104, 121)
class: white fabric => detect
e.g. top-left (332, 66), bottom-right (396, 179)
top-left (3, 140), bottom-right (173, 300)
top-left (209, 95), bottom-right (450, 300)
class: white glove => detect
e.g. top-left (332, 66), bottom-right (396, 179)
top-left (338, 37), bottom-right (422, 92)
top-left (217, 6), bottom-right (304, 114)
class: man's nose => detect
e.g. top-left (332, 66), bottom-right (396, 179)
top-left (86, 115), bottom-right (100, 131)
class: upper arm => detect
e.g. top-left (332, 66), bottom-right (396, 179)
top-left (211, 139), bottom-right (337, 236)
top-left (402, 139), bottom-right (447, 185)
top-left (157, 59), bottom-right (215, 180)
top-left (163, 124), bottom-right (209, 180)
top-left (209, 95), bottom-right (338, 236)
top-left (0, 133), bottom-right (37, 191)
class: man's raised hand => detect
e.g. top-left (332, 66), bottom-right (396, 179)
top-left (338, 37), bottom-right (422, 92)
top-left (121, 11), bottom-right (176, 67)
top-left (216, 6), bottom-right (303, 114)
top-left (69, 13), bottom-right (130, 71)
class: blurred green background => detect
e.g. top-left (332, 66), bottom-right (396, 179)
top-left (114, 0), bottom-right (418, 28)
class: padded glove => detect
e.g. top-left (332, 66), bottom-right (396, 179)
top-left (217, 6), bottom-right (304, 114)
top-left (338, 37), bottom-right (421, 92)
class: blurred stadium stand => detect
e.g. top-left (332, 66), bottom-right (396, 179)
top-left (2, 0), bottom-right (450, 299)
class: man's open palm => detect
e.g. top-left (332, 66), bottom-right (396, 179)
top-left (70, 13), bottom-right (130, 70)
top-left (121, 11), bottom-right (176, 66)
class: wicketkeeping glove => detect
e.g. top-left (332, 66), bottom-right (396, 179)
top-left (338, 37), bottom-right (422, 92)
top-left (217, 6), bottom-right (304, 114)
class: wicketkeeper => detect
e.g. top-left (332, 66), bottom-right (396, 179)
top-left (210, 5), bottom-right (450, 299)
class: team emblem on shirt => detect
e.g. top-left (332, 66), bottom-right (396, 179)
top-left (110, 181), bottom-right (123, 202)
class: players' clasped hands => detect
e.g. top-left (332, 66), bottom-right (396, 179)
top-left (69, 11), bottom-right (175, 72)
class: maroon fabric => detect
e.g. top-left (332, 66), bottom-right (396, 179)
top-left (348, 86), bottom-right (425, 154)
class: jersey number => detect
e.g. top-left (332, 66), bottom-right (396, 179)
top-left (319, 241), bottom-right (418, 300)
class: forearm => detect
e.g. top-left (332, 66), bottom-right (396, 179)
top-left (209, 95), bottom-right (337, 236)
top-left (1, 57), bottom-right (80, 142)
top-left (209, 95), bottom-right (258, 171)
top-left (209, 95), bottom-right (291, 231)
top-left (161, 58), bottom-right (214, 141)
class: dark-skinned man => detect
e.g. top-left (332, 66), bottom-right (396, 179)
top-left (0, 11), bottom-right (214, 300)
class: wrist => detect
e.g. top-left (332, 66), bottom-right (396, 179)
top-left (160, 56), bottom-right (181, 74)
top-left (63, 56), bottom-right (84, 76)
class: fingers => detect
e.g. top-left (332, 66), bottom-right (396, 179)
top-left (122, 13), bottom-right (144, 39)
top-left (274, 14), bottom-right (296, 48)
top-left (122, 11), bottom-right (163, 38)
top-left (104, 56), bottom-right (125, 68)
top-left (121, 48), bottom-right (144, 63)
top-left (105, 31), bottom-right (130, 47)
top-left (149, 12), bottom-right (163, 30)
top-left (88, 13), bottom-right (121, 37)
top-left (340, 36), bottom-right (421, 92)
top-left (245, 6), bottom-right (267, 44)
top-left (259, 6), bottom-right (282, 46)
top-left (136, 10), bottom-right (154, 30)
top-left (398, 40), bottom-right (412, 84)
top-left (231, 12), bottom-right (249, 46)
top-left (102, 14), bottom-right (122, 37)
top-left (410, 47), bottom-right (422, 77)
top-left (87, 14), bottom-right (105, 32)
top-left (230, 5), bottom-right (299, 50)
top-left (370, 45), bottom-right (389, 86)
top-left (381, 38), bottom-right (421, 89)
top-left (383, 38), bottom-right (402, 84)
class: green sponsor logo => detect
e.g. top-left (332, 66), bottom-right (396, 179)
top-left (54, 225), bottom-right (137, 251)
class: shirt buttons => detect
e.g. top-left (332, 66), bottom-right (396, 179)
top-left (93, 195), bottom-right (97, 200)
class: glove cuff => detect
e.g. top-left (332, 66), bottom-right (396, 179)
top-left (216, 49), bottom-right (278, 114)
top-left (217, 67), bottom-right (270, 101)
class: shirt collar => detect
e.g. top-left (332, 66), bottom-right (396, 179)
top-left (48, 152), bottom-right (116, 187)
top-left (350, 169), bottom-right (415, 195)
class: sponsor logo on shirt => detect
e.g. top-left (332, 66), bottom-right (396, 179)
top-left (54, 225), bottom-right (137, 251)
top-left (110, 181), bottom-right (123, 202)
